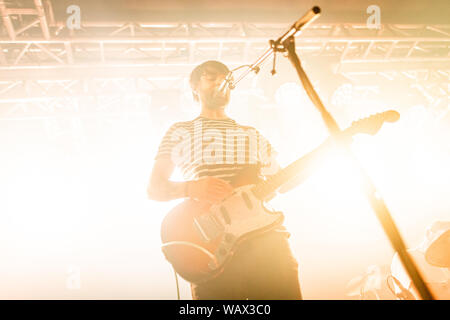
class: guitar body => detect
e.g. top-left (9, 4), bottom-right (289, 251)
top-left (160, 185), bottom-right (284, 284)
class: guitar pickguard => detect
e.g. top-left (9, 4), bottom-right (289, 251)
top-left (205, 185), bottom-right (284, 268)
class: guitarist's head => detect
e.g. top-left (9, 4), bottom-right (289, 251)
top-left (190, 60), bottom-right (232, 111)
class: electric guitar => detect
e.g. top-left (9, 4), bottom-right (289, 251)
top-left (160, 110), bottom-right (400, 284)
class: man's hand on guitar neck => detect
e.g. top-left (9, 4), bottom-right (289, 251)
top-left (186, 176), bottom-right (234, 204)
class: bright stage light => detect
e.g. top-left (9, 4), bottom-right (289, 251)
top-left (331, 83), bottom-right (353, 108)
top-left (275, 82), bottom-right (310, 108)
top-left (276, 102), bottom-right (450, 260)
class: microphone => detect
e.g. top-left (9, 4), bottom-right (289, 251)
top-left (214, 72), bottom-right (234, 98)
top-left (278, 6), bottom-right (321, 43)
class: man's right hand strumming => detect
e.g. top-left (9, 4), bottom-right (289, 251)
top-left (186, 177), bottom-right (233, 204)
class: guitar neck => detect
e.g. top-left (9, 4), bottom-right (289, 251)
top-left (252, 136), bottom-right (335, 200)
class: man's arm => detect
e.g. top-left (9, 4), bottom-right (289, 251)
top-left (147, 158), bottom-right (234, 203)
top-left (277, 170), bottom-right (310, 194)
top-left (147, 158), bottom-right (187, 201)
top-left (277, 138), bottom-right (340, 194)
top-left (263, 160), bottom-right (312, 197)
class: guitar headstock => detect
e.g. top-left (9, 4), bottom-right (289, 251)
top-left (345, 110), bottom-right (400, 137)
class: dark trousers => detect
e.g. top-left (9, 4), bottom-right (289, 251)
top-left (191, 229), bottom-right (302, 300)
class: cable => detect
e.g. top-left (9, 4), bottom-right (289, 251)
top-left (173, 267), bottom-right (180, 300)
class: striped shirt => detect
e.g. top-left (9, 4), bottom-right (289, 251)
top-left (155, 116), bottom-right (279, 185)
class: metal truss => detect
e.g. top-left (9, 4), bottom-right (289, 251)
top-left (0, 1), bottom-right (448, 73)
top-left (0, 77), bottom-right (176, 120)
top-left (0, 22), bottom-right (448, 72)
top-left (0, 0), bottom-right (448, 120)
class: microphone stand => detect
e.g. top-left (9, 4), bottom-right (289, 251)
top-left (243, 6), bottom-right (434, 300)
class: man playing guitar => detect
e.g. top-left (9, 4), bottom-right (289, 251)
top-left (147, 60), bottom-right (303, 300)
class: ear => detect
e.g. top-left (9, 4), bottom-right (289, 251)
top-left (192, 91), bottom-right (199, 102)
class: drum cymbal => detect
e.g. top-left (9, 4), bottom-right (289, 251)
top-left (425, 229), bottom-right (450, 268)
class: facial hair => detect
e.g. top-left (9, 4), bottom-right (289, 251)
top-left (205, 87), bottom-right (230, 109)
